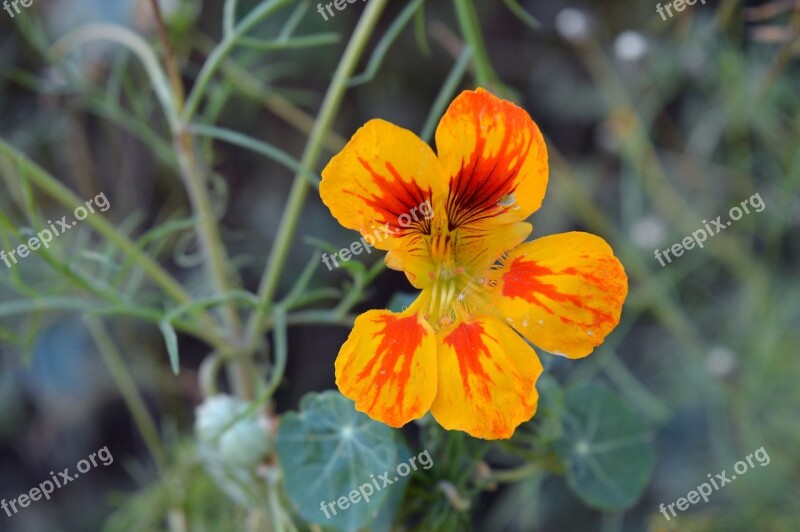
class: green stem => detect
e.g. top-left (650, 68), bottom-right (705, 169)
top-left (148, 1), bottom-right (255, 394)
top-left (189, 124), bottom-right (320, 188)
top-left (85, 317), bottom-right (167, 467)
top-left (148, 0), bottom-right (186, 111)
top-left (263, 306), bottom-right (288, 399)
top-left (452, 0), bottom-right (502, 92)
top-left (175, 109), bottom-right (253, 398)
top-left (223, 0), bottom-right (240, 37)
top-left (51, 23), bottom-right (179, 130)
top-left (174, 131), bottom-right (241, 334)
top-left (246, 0), bottom-right (389, 342)
top-left (420, 45), bottom-right (474, 142)
top-left (486, 462), bottom-right (542, 483)
top-left (0, 140), bottom-right (197, 312)
top-left (266, 470), bottom-right (288, 532)
top-left (183, 0), bottom-right (293, 123)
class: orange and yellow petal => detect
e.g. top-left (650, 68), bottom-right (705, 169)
top-left (335, 309), bottom-right (437, 427)
top-left (384, 232), bottom-right (439, 289)
top-left (496, 232), bottom-right (628, 359)
top-left (429, 317), bottom-right (543, 439)
top-left (453, 221), bottom-right (532, 278)
top-left (435, 88), bottom-right (548, 230)
top-left (320, 118), bottom-right (447, 250)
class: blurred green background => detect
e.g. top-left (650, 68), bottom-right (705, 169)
top-left (0, 0), bottom-right (798, 530)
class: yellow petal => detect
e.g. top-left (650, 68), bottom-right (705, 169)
top-left (496, 232), bottom-right (628, 359)
top-left (335, 309), bottom-right (437, 427)
top-left (435, 88), bottom-right (548, 229)
top-left (430, 317), bottom-right (543, 439)
top-left (320, 119), bottom-right (449, 286)
top-left (453, 221), bottom-right (532, 278)
top-left (320, 119), bottom-right (447, 241)
top-left (383, 232), bottom-right (440, 289)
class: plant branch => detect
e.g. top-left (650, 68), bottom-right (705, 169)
top-left (148, 0), bottom-right (186, 111)
top-left (247, 0), bottom-right (389, 344)
top-left (85, 317), bottom-right (167, 468)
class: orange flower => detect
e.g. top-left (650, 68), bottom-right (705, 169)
top-left (320, 88), bottom-right (628, 439)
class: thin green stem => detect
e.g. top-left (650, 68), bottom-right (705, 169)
top-left (266, 470), bottom-right (288, 532)
top-left (420, 45), bottom-right (473, 142)
top-left (452, 0), bottom-right (503, 92)
top-left (502, 0), bottom-right (541, 30)
top-left (0, 140), bottom-right (197, 312)
top-left (174, 131), bottom-right (241, 330)
top-left (238, 33), bottom-right (340, 51)
top-left (85, 317), bottom-right (167, 468)
top-left (264, 306), bottom-right (288, 398)
top-left (175, 116), bottom-right (252, 396)
top-left (199, 353), bottom-right (223, 397)
top-left (486, 462), bottom-right (542, 484)
top-left (348, 0), bottom-right (425, 87)
top-left (51, 23), bottom-right (179, 130)
top-left (189, 124), bottom-right (320, 188)
top-left (183, 0), bottom-right (292, 122)
top-left (148, 0), bottom-right (186, 111)
top-left (193, 36), bottom-right (347, 151)
top-left (223, 0), bottom-right (240, 37)
top-left (246, 0), bottom-right (389, 342)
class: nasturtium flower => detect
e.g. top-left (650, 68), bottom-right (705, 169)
top-left (320, 88), bottom-right (628, 439)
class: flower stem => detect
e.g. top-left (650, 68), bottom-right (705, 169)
top-left (247, 0), bottom-right (389, 342)
top-left (182, 0), bottom-right (293, 123)
top-left (148, 0), bottom-right (185, 111)
top-left (85, 317), bottom-right (167, 468)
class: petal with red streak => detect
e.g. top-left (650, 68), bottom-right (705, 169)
top-left (320, 119), bottom-right (447, 246)
top-left (320, 119), bottom-right (448, 286)
top-left (496, 232), bottom-right (628, 359)
top-left (335, 309), bottom-right (437, 427)
top-left (435, 88), bottom-right (548, 230)
top-left (430, 317), bottom-right (543, 439)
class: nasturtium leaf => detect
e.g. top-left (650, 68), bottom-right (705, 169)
top-left (555, 382), bottom-right (655, 511)
top-left (369, 438), bottom-right (412, 532)
top-left (276, 391), bottom-right (403, 531)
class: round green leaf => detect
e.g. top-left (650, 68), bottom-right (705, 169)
top-left (276, 391), bottom-right (402, 531)
top-left (556, 382), bottom-right (655, 511)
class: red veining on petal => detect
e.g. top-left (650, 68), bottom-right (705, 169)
top-left (501, 257), bottom-right (619, 328)
top-left (445, 106), bottom-right (533, 230)
top-left (348, 158), bottom-right (433, 235)
top-left (355, 314), bottom-right (426, 414)
top-left (442, 322), bottom-right (495, 401)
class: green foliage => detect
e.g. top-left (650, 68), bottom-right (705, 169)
top-left (556, 383), bottom-right (655, 511)
top-left (276, 391), bottom-right (406, 531)
top-left (1, 0), bottom-right (799, 530)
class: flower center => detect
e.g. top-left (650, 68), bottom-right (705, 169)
top-left (421, 231), bottom-right (495, 330)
